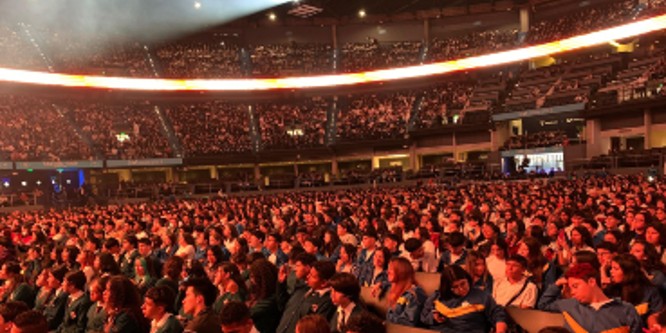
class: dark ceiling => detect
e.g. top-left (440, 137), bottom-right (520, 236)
top-left (239, 0), bottom-right (516, 24)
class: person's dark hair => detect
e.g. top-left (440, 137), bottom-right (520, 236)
top-left (571, 226), bottom-right (594, 248)
top-left (163, 256), bottom-right (184, 281)
top-left (329, 273), bottom-right (360, 302)
top-left (219, 301), bottom-right (251, 326)
top-left (248, 252), bottom-right (266, 264)
top-left (565, 263), bottom-right (600, 285)
top-left (267, 232), bottom-right (282, 244)
top-left (104, 238), bottom-right (120, 250)
top-left (251, 230), bottom-right (265, 243)
top-left (438, 265), bottom-right (473, 300)
top-left (447, 232), bottom-right (466, 248)
top-left (633, 239), bottom-right (666, 272)
top-left (403, 238), bottom-right (423, 253)
top-left (340, 243), bottom-right (358, 263)
top-left (144, 286), bottom-right (177, 313)
top-left (596, 241), bottom-right (617, 253)
top-left (573, 251), bottom-right (600, 270)
top-left (106, 275), bottom-right (143, 311)
top-left (344, 311), bottom-right (386, 333)
top-left (98, 252), bottom-right (121, 275)
top-left (609, 253), bottom-right (651, 305)
top-left (294, 252), bottom-right (317, 267)
top-left (322, 230), bottom-right (340, 258)
top-left (312, 261), bottom-right (336, 281)
top-left (64, 271), bottom-right (87, 291)
top-left (248, 259), bottom-right (278, 301)
top-left (506, 255), bottom-right (528, 268)
top-left (137, 237), bottom-right (152, 247)
top-left (0, 301), bottom-right (29, 323)
top-left (295, 314), bottom-right (329, 333)
top-left (182, 277), bottom-right (218, 308)
top-left (220, 262), bottom-right (248, 297)
top-left (521, 237), bottom-right (548, 283)
top-left (11, 310), bottom-right (47, 333)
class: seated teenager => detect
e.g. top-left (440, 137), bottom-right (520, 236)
top-left (538, 263), bottom-right (643, 333)
top-left (421, 264), bottom-right (507, 333)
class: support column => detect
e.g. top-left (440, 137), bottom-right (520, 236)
top-left (586, 119), bottom-right (602, 158)
top-left (409, 144), bottom-right (418, 171)
top-left (210, 166), bottom-right (218, 180)
top-left (254, 163), bottom-right (261, 182)
top-left (519, 7), bottom-right (530, 33)
top-left (645, 109), bottom-right (652, 149)
top-left (331, 25), bottom-right (338, 51)
top-left (423, 19), bottom-right (430, 45)
top-left (331, 157), bottom-right (339, 177)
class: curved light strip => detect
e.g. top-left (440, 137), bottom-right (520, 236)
top-left (1, 14), bottom-right (666, 91)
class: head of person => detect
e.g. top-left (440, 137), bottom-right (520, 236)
top-left (505, 255), bottom-right (528, 282)
top-left (439, 264), bottom-right (473, 300)
top-left (0, 301), bottom-right (29, 333)
top-left (163, 256), bottom-right (184, 281)
top-left (361, 231), bottom-right (377, 250)
top-left (372, 247), bottom-right (391, 270)
top-left (89, 276), bottom-right (109, 303)
top-left (8, 310), bottom-right (46, 333)
top-left (142, 286), bottom-right (176, 320)
top-left (564, 263), bottom-right (602, 304)
top-left (339, 244), bottom-right (357, 265)
top-left (403, 238), bottom-right (425, 260)
top-left (307, 261), bottom-right (336, 290)
top-left (248, 259), bottom-right (278, 302)
top-left (104, 275), bottom-right (143, 312)
top-left (329, 273), bottom-right (361, 308)
top-left (465, 250), bottom-right (487, 279)
top-left (137, 238), bottom-right (152, 257)
top-left (344, 311), bottom-right (386, 333)
top-left (571, 251), bottom-right (601, 270)
top-left (47, 266), bottom-right (67, 290)
top-left (181, 277), bottom-right (218, 316)
top-left (446, 232), bottom-right (466, 254)
top-left (293, 253), bottom-right (317, 280)
top-left (387, 257), bottom-right (416, 305)
top-left (62, 271), bottom-right (86, 294)
top-left (295, 315), bottom-right (329, 333)
top-left (596, 241), bottom-right (617, 268)
top-left (220, 301), bottom-right (255, 333)
top-left (610, 253), bottom-right (650, 286)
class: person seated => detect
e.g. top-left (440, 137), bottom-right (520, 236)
top-left (385, 257), bottom-right (426, 327)
top-left (220, 301), bottom-right (261, 333)
top-left (492, 255), bottom-right (538, 308)
top-left (421, 265), bottom-right (507, 333)
top-left (538, 263), bottom-right (642, 333)
top-left (142, 286), bottom-right (183, 333)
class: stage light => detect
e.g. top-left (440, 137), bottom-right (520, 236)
top-left (194, 1), bottom-right (202, 9)
top-left (268, 12), bottom-right (277, 21)
top-left (358, 9), bottom-right (366, 18)
top-left (0, 14), bottom-right (664, 91)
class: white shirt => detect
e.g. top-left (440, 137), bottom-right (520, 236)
top-left (150, 313), bottom-right (172, 333)
top-left (486, 255), bottom-right (506, 281)
top-left (400, 251), bottom-right (438, 273)
top-left (337, 302), bottom-right (357, 329)
top-left (492, 277), bottom-right (538, 308)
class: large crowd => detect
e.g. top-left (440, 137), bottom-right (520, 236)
top-left (0, 174), bottom-right (665, 333)
top-left (337, 92), bottom-right (413, 141)
top-left (165, 102), bottom-right (252, 156)
top-left (257, 98), bottom-right (329, 150)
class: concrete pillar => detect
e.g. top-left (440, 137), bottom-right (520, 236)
top-left (586, 119), bottom-right (602, 158)
top-left (519, 7), bottom-right (530, 33)
top-left (331, 157), bottom-right (339, 177)
top-left (254, 163), bottom-right (261, 182)
top-left (409, 144), bottom-right (419, 171)
top-left (423, 19), bottom-right (430, 45)
top-left (645, 109), bottom-right (652, 149)
top-left (210, 166), bottom-right (218, 180)
top-left (331, 25), bottom-right (338, 50)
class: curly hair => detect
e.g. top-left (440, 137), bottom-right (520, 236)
top-left (248, 259), bottom-right (277, 301)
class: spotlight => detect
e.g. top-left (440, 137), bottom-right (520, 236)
top-left (194, 1), bottom-right (202, 9)
top-left (20, 181), bottom-right (27, 187)
top-left (268, 12), bottom-right (277, 21)
top-left (358, 9), bottom-right (366, 18)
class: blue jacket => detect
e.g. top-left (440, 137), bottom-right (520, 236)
top-left (473, 274), bottom-right (493, 294)
top-left (538, 284), bottom-right (643, 333)
top-left (357, 266), bottom-right (389, 289)
top-left (421, 288), bottom-right (506, 333)
top-left (439, 250), bottom-right (467, 271)
top-left (386, 285), bottom-right (427, 327)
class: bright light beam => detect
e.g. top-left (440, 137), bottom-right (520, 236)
top-left (0, 14), bottom-right (665, 91)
